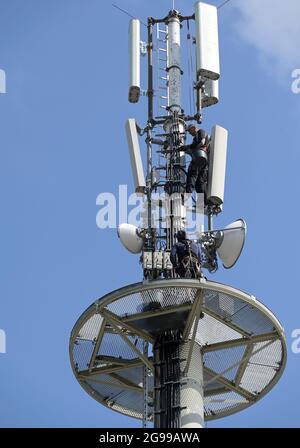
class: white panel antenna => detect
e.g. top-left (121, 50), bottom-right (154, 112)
top-left (207, 125), bottom-right (228, 206)
top-left (129, 19), bottom-right (141, 103)
top-left (125, 118), bottom-right (146, 193)
top-left (202, 78), bottom-right (219, 108)
top-left (195, 2), bottom-right (220, 81)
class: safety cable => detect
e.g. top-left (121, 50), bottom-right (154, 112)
top-left (218, 0), bottom-right (232, 9)
top-left (112, 3), bottom-right (147, 27)
top-left (112, 0), bottom-right (233, 25)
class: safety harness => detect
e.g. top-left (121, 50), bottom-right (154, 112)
top-left (179, 240), bottom-right (201, 278)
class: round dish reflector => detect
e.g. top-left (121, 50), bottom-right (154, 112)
top-left (117, 223), bottom-right (143, 254)
top-left (217, 219), bottom-right (247, 269)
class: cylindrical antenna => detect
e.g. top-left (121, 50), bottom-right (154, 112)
top-left (128, 19), bottom-right (141, 103)
top-left (167, 12), bottom-right (181, 113)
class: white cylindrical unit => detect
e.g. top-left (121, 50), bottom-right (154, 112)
top-left (167, 14), bottom-right (181, 113)
top-left (129, 19), bottom-right (141, 103)
top-left (202, 78), bottom-right (219, 108)
top-left (195, 2), bottom-right (220, 81)
top-left (180, 340), bottom-right (204, 428)
top-left (207, 125), bottom-right (228, 206)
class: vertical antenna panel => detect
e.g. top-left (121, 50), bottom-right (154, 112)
top-left (125, 119), bottom-right (146, 193)
top-left (129, 19), bottom-right (141, 103)
top-left (195, 2), bottom-right (220, 81)
top-left (207, 125), bottom-right (228, 206)
top-left (202, 79), bottom-right (219, 108)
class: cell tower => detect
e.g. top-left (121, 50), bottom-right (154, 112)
top-left (70, 2), bottom-right (286, 428)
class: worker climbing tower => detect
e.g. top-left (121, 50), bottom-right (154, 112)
top-left (69, 2), bottom-right (286, 428)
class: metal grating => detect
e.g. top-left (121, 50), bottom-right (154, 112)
top-left (239, 340), bottom-right (283, 394)
top-left (106, 287), bottom-right (197, 318)
top-left (195, 312), bottom-right (242, 346)
top-left (204, 291), bottom-right (276, 336)
top-left (204, 391), bottom-right (249, 417)
top-left (79, 314), bottom-right (103, 340)
top-left (203, 345), bottom-right (246, 382)
top-left (70, 279), bottom-right (286, 422)
top-left (97, 332), bottom-right (144, 360)
top-left (73, 339), bottom-right (95, 372)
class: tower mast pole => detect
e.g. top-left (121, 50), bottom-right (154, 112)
top-left (150, 9), bottom-right (204, 429)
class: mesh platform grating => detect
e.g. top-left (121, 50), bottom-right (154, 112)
top-left (70, 279), bottom-right (286, 422)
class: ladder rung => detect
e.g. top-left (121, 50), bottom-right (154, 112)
top-left (160, 105), bottom-right (167, 109)
top-left (158, 48), bottom-right (167, 52)
top-left (160, 76), bottom-right (168, 80)
top-left (160, 95), bottom-right (168, 99)
top-left (159, 58), bottom-right (167, 62)
top-left (158, 29), bottom-right (168, 34)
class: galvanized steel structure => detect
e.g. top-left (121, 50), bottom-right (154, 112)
top-left (69, 3), bottom-right (286, 428)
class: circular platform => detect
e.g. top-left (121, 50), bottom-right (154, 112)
top-left (69, 279), bottom-right (286, 422)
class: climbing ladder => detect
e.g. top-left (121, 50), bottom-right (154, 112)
top-left (156, 24), bottom-right (169, 116)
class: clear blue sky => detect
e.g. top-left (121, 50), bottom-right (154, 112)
top-left (0, 0), bottom-right (299, 428)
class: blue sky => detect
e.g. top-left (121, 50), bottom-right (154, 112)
top-left (0, 0), bottom-right (300, 428)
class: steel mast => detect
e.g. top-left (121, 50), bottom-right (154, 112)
top-left (69, 2), bottom-right (287, 431)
